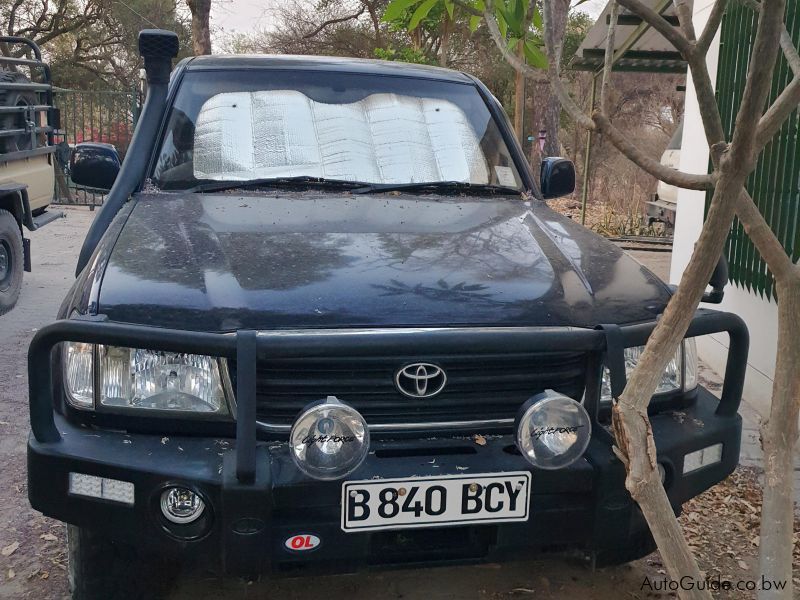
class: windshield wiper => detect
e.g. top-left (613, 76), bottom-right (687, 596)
top-left (187, 176), bottom-right (366, 194)
top-left (350, 181), bottom-right (521, 196)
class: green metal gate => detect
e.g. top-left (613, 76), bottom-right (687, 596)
top-left (715, 2), bottom-right (800, 301)
top-left (52, 87), bottom-right (140, 206)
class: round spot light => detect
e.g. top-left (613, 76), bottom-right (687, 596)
top-left (290, 396), bottom-right (369, 480)
top-left (160, 486), bottom-right (205, 524)
top-left (515, 390), bottom-right (592, 470)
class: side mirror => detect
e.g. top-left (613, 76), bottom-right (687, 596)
top-left (70, 142), bottom-right (121, 191)
top-left (540, 157), bottom-right (576, 199)
top-left (702, 255), bottom-right (729, 304)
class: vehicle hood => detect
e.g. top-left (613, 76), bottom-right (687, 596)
top-left (97, 192), bottom-right (671, 331)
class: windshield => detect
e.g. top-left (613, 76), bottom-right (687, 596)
top-left (151, 69), bottom-right (524, 192)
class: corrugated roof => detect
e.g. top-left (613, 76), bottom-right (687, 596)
top-left (571, 0), bottom-right (689, 73)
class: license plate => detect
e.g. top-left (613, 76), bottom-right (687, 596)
top-left (341, 472), bottom-right (531, 532)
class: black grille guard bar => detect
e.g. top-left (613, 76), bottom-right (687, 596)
top-left (28, 309), bottom-right (748, 483)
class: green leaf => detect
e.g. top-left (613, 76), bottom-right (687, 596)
top-left (494, 1), bottom-right (512, 27)
top-left (511, 0), bottom-right (524, 26)
top-left (496, 0), bottom-right (523, 38)
top-left (469, 14), bottom-right (482, 32)
top-left (495, 9), bottom-right (508, 38)
top-left (408, 0), bottom-right (439, 29)
top-left (494, 2), bottom-right (508, 37)
top-left (383, 0), bottom-right (424, 22)
top-left (473, 0), bottom-right (485, 10)
top-left (444, 0), bottom-right (454, 19)
top-left (507, 36), bottom-right (520, 52)
top-left (531, 6), bottom-right (542, 29)
top-left (523, 39), bottom-right (548, 69)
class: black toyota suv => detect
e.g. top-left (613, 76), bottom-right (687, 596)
top-left (27, 31), bottom-right (748, 599)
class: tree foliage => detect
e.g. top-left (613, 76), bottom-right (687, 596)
top-left (382, 0), bottom-right (547, 68)
top-left (0, 0), bottom-right (191, 90)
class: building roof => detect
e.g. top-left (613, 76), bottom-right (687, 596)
top-left (183, 54), bottom-right (474, 83)
top-left (571, 0), bottom-right (689, 73)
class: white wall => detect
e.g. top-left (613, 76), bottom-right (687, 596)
top-left (670, 0), bottom-right (777, 419)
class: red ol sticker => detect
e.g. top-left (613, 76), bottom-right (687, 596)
top-left (284, 534), bottom-right (321, 552)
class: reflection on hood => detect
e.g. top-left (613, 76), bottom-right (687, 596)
top-left (97, 192), bottom-right (670, 331)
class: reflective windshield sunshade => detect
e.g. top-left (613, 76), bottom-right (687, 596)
top-left (193, 91), bottom-right (489, 185)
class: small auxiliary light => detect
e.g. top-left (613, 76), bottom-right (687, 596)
top-left (69, 473), bottom-right (135, 505)
top-left (683, 443), bottom-right (723, 474)
top-left (160, 487), bottom-right (205, 524)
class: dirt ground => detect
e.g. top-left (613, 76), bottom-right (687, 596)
top-left (0, 206), bottom-right (796, 599)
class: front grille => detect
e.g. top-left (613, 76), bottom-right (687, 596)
top-left (246, 351), bottom-right (588, 428)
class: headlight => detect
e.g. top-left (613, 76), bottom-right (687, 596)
top-left (515, 390), bottom-right (591, 470)
top-left (289, 396), bottom-right (369, 480)
top-left (63, 342), bottom-right (94, 409)
top-left (600, 338), bottom-right (698, 404)
top-left (62, 343), bottom-right (230, 416)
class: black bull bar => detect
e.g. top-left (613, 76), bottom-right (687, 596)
top-left (28, 309), bottom-right (748, 484)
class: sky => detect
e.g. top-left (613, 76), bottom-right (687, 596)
top-left (211, 0), bottom-right (608, 37)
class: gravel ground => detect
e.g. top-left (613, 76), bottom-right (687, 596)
top-left (0, 205), bottom-right (796, 599)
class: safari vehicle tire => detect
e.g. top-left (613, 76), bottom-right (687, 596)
top-left (0, 209), bottom-right (22, 315)
top-left (0, 70), bottom-right (38, 153)
top-left (67, 525), bottom-right (179, 600)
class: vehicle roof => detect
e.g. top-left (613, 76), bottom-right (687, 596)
top-left (183, 54), bottom-right (475, 83)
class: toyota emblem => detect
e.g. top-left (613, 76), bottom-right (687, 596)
top-left (395, 363), bottom-right (447, 398)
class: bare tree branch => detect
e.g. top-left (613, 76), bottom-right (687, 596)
top-left (740, 0), bottom-right (800, 76)
top-left (485, 0), bottom-right (597, 130)
top-left (620, 2), bottom-right (785, 412)
top-left (303, 6), bottom-right (366, 39)
top-left (541, 0), bottom-right (714, 189)
top-left (600, 1), bottom-right (619, 116)
top-left (538, 0), bottom-right (798, 595)
top-left (592, 114), bottom-right (714, 189)
top-left (616, 0), bottom-right (693, 56)
top-left (780, 28), bottom-right (800, 75)
top-left (737, 0), bottom-right (800, 153)
top-left (755, 77), bottom-right (800, 150)
top-left (735, 190), bottom-right (797, 281)
top-left (618, 0), bottom-right (731, 152)
top-left (724, 1), bottom-right (787, 171)
top-left (673, 0), bottom-right (697, 41)
top-left (697, 0), bottom-right (728, 53)
top-left (758, 270), bottom-right (800, 599)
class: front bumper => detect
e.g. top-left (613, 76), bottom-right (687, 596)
top-left (26, 309), bottom-right (748, 575)
top-left (29, 388), bottom-right (741, 575)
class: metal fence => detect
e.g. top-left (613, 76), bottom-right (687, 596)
top-left (715, 2), bottom-right (800, 301)
top-left (52, 87), bottom-right (140, 206)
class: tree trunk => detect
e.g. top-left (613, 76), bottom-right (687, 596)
top-left (513, 45), bottom-right (525, 141)
top-left (439, 15), bottom-right (450, 67)
top-left (611, 170), bottom-right (748, 600)
top-left (187, 0), bottom-right (212, 56)
top-left (541, 0), bottom-right (569, 156)
top-left (533, 0), bottom-right (799, 593)
top-left (757, 273), bottom-right (800, 599)
top-left (364, 1), bottom-right (383, 48)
